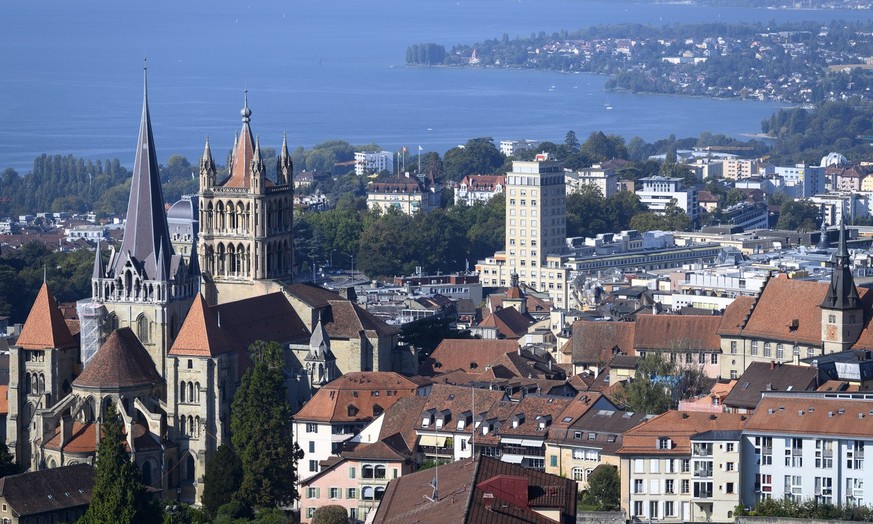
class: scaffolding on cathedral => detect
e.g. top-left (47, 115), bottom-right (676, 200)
top-left (76, 299), bottom-right (107, 365)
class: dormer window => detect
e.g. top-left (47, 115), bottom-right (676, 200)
top-left (511, 413), bottom-right (525, 428)
top-left (347, 405), bottom-right (359, 417)
top-left (658, 437), bottom-right (672, 450)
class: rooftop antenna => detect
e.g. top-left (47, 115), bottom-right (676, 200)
top-left (471, 383), bottom-right (476, 458)
top-left (43, 265), bottom-right (46, 283)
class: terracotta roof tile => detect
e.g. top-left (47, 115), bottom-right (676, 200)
top-left (213, 292), bottom-right (310, 350)
top-left (741, 275), bottom-right (833, 346)
top-left (571, 320), bottom-right (635, 364)
top-left (746, 395), bottom-right (873, 437)
top-left (717, 296), bottom-right (756, 336)
top-left (420, 339), bottom-right (518, 375)
top-left (169, 294), bottom-right (237, 357)
top-left (478, 307), bottom-right (533, 339)
top-left (0, 385), bottom-right (8, 415)
top-left (326, 300), bottom-right (401, 338)
top-left (16, 283), bottom-right (76, 350)
top-left (294, 372), bottom-right (419, 423)
top-left (378, 396), bottom-right (429, 450)
top-left (221, 114), bottom-right (256, 188)
top-left (73, 328), bottom-right (162, 390)
top-left (633, 315), bottom-right (722, 352)
top-left (618, 411), bottom-right (746, 456)
top-left (373, 456), bottom-right (575, 524)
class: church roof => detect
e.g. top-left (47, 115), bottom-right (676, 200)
top-left (16, 283), bottom-right (77, 351)
top-left (109, 67), bottom-right (173, 281)
top-left (73, 328), bottom-right (163, 390)
top-left (821, 221), bottom-right (861, 310)
top-left (221, 92), bottom-right (260, 189)
top-left (169, 294), bottom-right (237, 357)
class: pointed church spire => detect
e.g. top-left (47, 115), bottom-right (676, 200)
top-left (92, 240), bottom-right (105, 279)
top-left (279, 132), bottom-right (293, 185)
top-left (222, 90), bottom-right (257, 188)
top-left (822, 220), bottom-right (860, 310)
top-left (17, 283), bottom-right (77, 350)
top-left (111, 64), bottom-right (172, 281)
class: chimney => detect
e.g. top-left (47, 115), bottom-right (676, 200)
top-left (340, 286), bottom-right (358, 303)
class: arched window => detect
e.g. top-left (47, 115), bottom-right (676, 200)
top-left (180, 381), bottom-right (186, 403)
top-left (107, 313), bottom-right (119, 331)
top-left (38, 374), bottom-right (45, 394)
top-left (362, 486), bottom-right (375, 500)
top-left (194, 382), bottom-right (201, 403)
top-left (195, 416), bottom-right (201, 438)
top-left (24, 372), bottom-right (31, 395)
top-left (179, 417), bottom-right (186, 435)
top-left (188, 382), bottom-right (194, 403)
top-left (362, 465), bottom-right (374, 479)
top-left (186, 454), bottom-right (196, 482)
top-left (189, 416), bottom-right (195, 437)
top-left (136, 314), bottom-right (149, 343)
top-left (375, 487), bottom-right (386, 500)
top-left (142, 461), bottom-right (154, 486)
top-left (47, 458), bottom-right (57, 469)
top-left (31, 374), bottom-right (38, 396)
top-left (375, 465), bottom-right (386, 479)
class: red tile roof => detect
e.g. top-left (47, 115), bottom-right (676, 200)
top-left (73, 328), bottom-right (162, 390)
top-left (294, 372), bottom-right (419, 424)
top-left (717, 296), bottom-right (756, 336)
top-left (745, 395), bottom-right (873, 437)
top-left (168, 294), bottom-right (237, 357)
top-left (741, 275), bottom-right (833, 346)
top-left (16, 283), bottom-right (76, 351)
top-left (571, 320), bottom-right (635, 364)
top-left (618, 411), bottom-right (746, 456)
top-left (420, 339), bottom-right (518, 375)
top-left (633, 315), bottom-right (722, 351)
top-left (478, 308), bottom-right (533, 339)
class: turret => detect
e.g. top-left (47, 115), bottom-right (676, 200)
top-left (199, 137), bottom-right (216, 190)
top-left (279, 132), bottom-right (293, 186)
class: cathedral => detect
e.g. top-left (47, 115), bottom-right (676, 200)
top-left (5, 72), bottom-right (414, 504)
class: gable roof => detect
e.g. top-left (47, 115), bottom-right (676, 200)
top-left (745, 394), bottom-right (873, 437)
top-left (294, 372), bottom-right (419, 424)
top-left (16, 283), bottom-right (77, 350)
top-left (723, 362), bottom-right (818, 410)
top-left (0, 464), bottom-right (94, 517)
top-left (571, 320), bottom-right (635, 365)
top-left (717, 296), bottom-right (756, 336)
top-left (420, 339), bottom-right (517, 375)
top-left (618, 411), bottom-right (747, 456)
top-left (213, 292), bottom-right (310, 350)
top-left (326, 300), bottom-right (401, 338)
top-left (168, 294), bottom-right (237, 357)
top-left (73, 328), bottom-right (162, 390)
top-left (633, 315), bottom-right (722, 351)
top-left (478, 307), bottom-right (533, 339)
top-left (373, 456), bottom-right (575, 524)
top-left (741, 275), bottom-right (832, 346)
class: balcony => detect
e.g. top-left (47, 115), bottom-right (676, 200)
top-left (501, 445), bottom-right (546, 457)
top-left (418, 445), bottom-right (453, 458)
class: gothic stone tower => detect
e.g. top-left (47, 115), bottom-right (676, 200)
top-left (91, 68), bottom-right (197, 377)
top-left (198, 93), bottom-right (295, 306)
top-left (821, 221), bottom-right (863, 353)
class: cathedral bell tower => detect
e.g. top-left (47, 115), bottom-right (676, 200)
top-left (197, 92), bottom-right (295, 305)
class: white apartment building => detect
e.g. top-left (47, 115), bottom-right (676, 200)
top-left (354, 151), bottom-right (393, 176)
top-left (565, 165), bottom-right (618, 198)
top-left (775, 164), bottom-right (826, 198)
top-left (742, 393), bottom-right (873, 508)
top-left (636, 176), bottom-right (700, 223)
top-left (454, 174), bottom-right (505, 207)
top-left (477, 155), bottom-right (570, 308)
top-left (499, 139), bottom-right (540, 157)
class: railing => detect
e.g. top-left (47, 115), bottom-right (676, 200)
top-left (501, 445), bottom-right (546, 457)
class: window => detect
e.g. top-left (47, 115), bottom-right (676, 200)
top-left (726, 482), bottom-right (735, 494)
top-left (307, 508), bottom-right (315, 518)
top-left (763, 342), bottom-right (771, 357)
top-left (347, 488), bottom-right (357, 500)
top-left (726, 443), bottom-right (735, 453)
top-left (362, 465), bottom-right (374, 479)
top-left (633, 501), bottom-right (644, 517)
top-left (681, 479), bottom-right (690, 494)
top-left (730, 370), bottom-right (738, 379)
top-left (309, 460), bottom-right (319, 473)
top-left (665, 501), bottom-right (675, 517)
top-left (588, 432), bottom-right (596, 440)
top-left (650, 459), bottom-right (660, 473)
top-left (698, 352), bottom-right (706, 364)
top-left (329, 487), bottom-right (341, 499)
top-left (711, 353), bottom-right (718, 364)
top-left (730, 341), bottom-right (737, 354)
top-left (658, 437), bottom-right (671, 450)
top-left (726, 462), bottom-right (735, 471)
top-left (574, 431), bottom-right (582, 439)
top-left (634, 459), bottom-right (644, 473)
top-left (308, 441), bottom-right (315, 453)
top-left (572, 467), bottom-right (586, 481)
top-left (307, 487), bottom-right (317, 499)
top-left (375, 465), bottom-right (386, 479)
top-left (816, 439), bottom-right (834, 469)
top-left (776, 344), bottom-right (784, 359)
top-left (550, 455), bottom-right (557, 467)
top-left (848, 441), bottom-right (864, 469)
top-left (649, 501), bottom-right (659, 519)
top-left (665, 479), bottom-right (675, 494)
top-left (681, 459), bottom-right (690, 473)
top-left (306, 423), bottom-right (317, 433)
top-left (349, 467), bottom-right (356, 479)
top-left (751, 341), bottom-right (758, 356)
top-left (784, 475), bottom-right (803, 502)
top-left (633, 479), bottom-right (645, 494)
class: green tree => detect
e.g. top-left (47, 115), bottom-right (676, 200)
top-left (442, 138), bottom-right (505, 181)
top-left (80, 403), bottom-right (158, 524)
top-left (201, 445), bottom-right (243, 517)
top-left (777, 200), bottom-right (820, 231)
top-left (0, 443), bottom-right (18, 478)
top-left (564, 130), bottom-right (580, 151)
top-left (231, 341), bottom-right (301, 511)
top-left (311, 505), bottom-right (349, 524)
top-left (581, 465), bottom-right (620, 511)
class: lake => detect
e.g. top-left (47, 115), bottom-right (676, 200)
top-left (1, 0), bottom-right (871, 172)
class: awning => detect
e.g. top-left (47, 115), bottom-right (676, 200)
top-left (502, 455), bottom-right (524, 464)
top-left (520, 439), bottom-right (544, 448)
top-left (418, 435), bottom-right (448, 447)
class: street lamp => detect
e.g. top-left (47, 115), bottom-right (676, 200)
top-left (330, 248), bottom-right (336, 269)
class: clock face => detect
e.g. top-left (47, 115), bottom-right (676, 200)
top-left (826, 324), bottom-right (838, 341)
